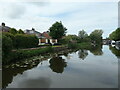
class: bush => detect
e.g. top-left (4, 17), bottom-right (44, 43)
top-left (67, 43), bottom-right (78, 49)
top-left (2, 34), bottom-right (13, 63)
top-left (14, 34), bottom-right (39, 49)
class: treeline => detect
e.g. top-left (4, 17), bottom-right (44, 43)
top-left (60, 29), bottom-right (103, 49)
top-left (109, 28), bottom-right (120, 41)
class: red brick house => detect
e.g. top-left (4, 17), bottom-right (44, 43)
top-left (39, 31), bottom-right (57, 45)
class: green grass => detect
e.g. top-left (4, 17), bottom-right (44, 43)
top-left (78, 42), bottom-right (93, 49)
top-left (67, 42), bottom-right (92, 49)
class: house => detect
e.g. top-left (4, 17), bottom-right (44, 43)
top-left (24, 28), bottom-right (57, 45)
top-left (39, 31), bottom-right (57, 45)
top-left (0, 23), bottom-right (11, 32)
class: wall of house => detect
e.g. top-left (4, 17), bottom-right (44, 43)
top-left (39, 38), bottom-right (57, 45)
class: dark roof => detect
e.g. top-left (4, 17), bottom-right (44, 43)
top-left (0, 25), bottom-right (11, 32)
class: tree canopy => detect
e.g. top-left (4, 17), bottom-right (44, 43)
top-left (89, 29), bottom-right (103, 44)
top-left (109, 28), bottom-right (120, 41)
top-left (49, 21), bottom-right (67, 40)
top-left (78, 30), bottom-right (88, 39)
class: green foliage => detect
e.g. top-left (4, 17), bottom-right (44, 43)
top-left (49, 21), bottom-right (67, 40)
top-left (109, 28), bottom-right (120, 41)
top-left (67, 43), bottom-right (78, 49)
top-left (18, 29), bottom-right (24, 34)
top-left (15, 34), bottom-right (39, 49)
top-left (2, 34), bottom-right (13, 61)
top-left (78, 30), bottom-right (88, 39)
top-left (77, 42), bottom-right (92, 49)
top-left (9, 28), bottom-right (18, 35)
top-left (89, 29), bottom-right (103, 44)
top-left (60, 35), bottom-right (79, 44)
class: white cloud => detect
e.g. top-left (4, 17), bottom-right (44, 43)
top-left (0, 1), bottom-right (118, 38)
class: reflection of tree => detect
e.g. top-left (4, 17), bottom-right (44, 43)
top-left (49, 56), bottom-right (67, 73)
top-left (109, 45), bottom-right (120, 59)
top-left (89, 45), bottom-right (103, 56)
top-left (78, 50), bottom-right (88, 60)
top-left (2, 59), bottom-right (40, 88)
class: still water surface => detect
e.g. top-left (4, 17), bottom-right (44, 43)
top-left (3, 45), bottom-right (119, 88)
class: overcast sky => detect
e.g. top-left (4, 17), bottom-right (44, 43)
top-left (0, 0), bottom-right (118, 38)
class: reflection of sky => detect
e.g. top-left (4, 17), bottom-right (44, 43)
top-left (7, 46), bottom-right (118, 88)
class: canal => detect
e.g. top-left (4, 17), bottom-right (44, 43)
top-left (3, 45), bottom-right (119, 88)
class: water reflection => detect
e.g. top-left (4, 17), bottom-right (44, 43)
top-left (49, 56), bottom-right (67, 73)
top-left (89, 45), bottom-right (103, 56)
top-left (2, 45), bottom-right (118, 88)
top-left (2, 59), bottom-right (41, 88)
top-left (109, 45), bottom-right (120, 58)
top-left (78, 50), bottom-right (88, 60)
top-left (78, 45), bottom-right (103, 60)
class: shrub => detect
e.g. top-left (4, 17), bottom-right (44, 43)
top-left (14, 34), bottom-right (39, 49)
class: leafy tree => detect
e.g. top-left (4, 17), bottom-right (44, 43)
top-left (89, 29), bottom-right (103, 44)
top-left (63, 35), bottom-right (79, 43)
top-left (78, 30), bottom-right (88, 39)
top-left (18, 29), bottom-right (24, 34)
top-left (78, 30), bottom-right (90, 43)
top-left (49, 21), bottom-right (67, 41)
top-left (9, 28), bottom-right (18, 35)
top-left (109, 28), bottom-right (120, 41)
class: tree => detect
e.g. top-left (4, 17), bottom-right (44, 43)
top-left (9, 28), bottom-right (18, 35)
top-left (78, 30), bottom-right (90, 43)
top-left (49, 21), bottom-right (67, 41)
top-left (78, 30), bottom-right (88, 39)
top-left (89, 29), bottom-right (103, 44)
top-left (109, 28), bottom-right (120, 41)
top-left (18, 29), bottom-right (24, 34)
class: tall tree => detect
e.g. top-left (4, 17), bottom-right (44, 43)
top-left (109, 28), bottom-right (120, 41)
top-left (89, 29), bottom-right (103, 44)
top-left (49, 21), bottom-right (67, 41)
top-left (78, 30), bottom-right (88, 39)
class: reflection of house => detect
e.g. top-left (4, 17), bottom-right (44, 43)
top-left (24, 28), bottom-right (57, 45)
top-left (0, 23), bottom-right (11, 32)
top-left (116, 41), bottom-right (120, 45)
top-left (102, 39), bottom-right (111, 45)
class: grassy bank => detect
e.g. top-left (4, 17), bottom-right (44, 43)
top-left (3, 46), bottom-right (53, 65)
top-left (3, 45), bottom-right (68, 65)
top-left (68, 42), bottom-right (93, 49)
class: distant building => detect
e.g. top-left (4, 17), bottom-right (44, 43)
top-left (102, 39), bottom-right (112, 45)
top-left (24, 28), bottom-right (57, 45)
top-left (0, 23), bottom-right (11, 32)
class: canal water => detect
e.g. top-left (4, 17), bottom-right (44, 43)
top-left (3, 45), bottom-right (119, 88)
